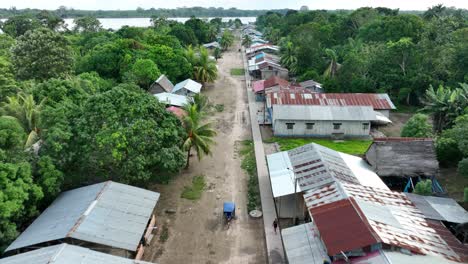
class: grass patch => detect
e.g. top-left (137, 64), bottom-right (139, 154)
top-left (438, 168), bottom-right (468, 201)
top-left (264, 137), bottom-right (372, 155)
top-left (214, 104), bottom-right (224, 112)
top-left (181, 175), bottom-right (206, 200)
top-left (239, 140), bottom-right (261, 211)
top-left (230, 68), bottom-right (245, 76)
top-left (159, 224), bottom-right (169, 243)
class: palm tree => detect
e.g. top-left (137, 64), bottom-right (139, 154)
top-left (182, 104), bottom-right (217, 168)
top-left (242, 35), bottom-right (252, 48)
top-left (422, 84), bottom-right (467, 133)
top-left (220, 31), bottom-right (234, 51)
top-left (185, 45), bottom-right (198, 66)
top-left (323, 48), bottom-right (341, 78)
top-left (188, 93), bottom-right (210, 114)
top-left (280, 41), bottom-right (298, 75)
top-left (194, 47), bottom-right (218, 84)
top-left (1, 92), bottom-right (45, 147)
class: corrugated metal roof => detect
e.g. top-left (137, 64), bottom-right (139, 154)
top-left (267, 143), bottom-right (387, 198)
top-left (154, 93), bottom-right (189, 107)
top-left (273, 105), bottom-right (377, 122)
top-left (281, 223), bottom-right (330, 264)
top-left (172, 79), bottom-right (202, 94)
top-left (0, 244), bottom-right (155, 264)
top-left (289, 143), bottom-right (360, 192)
top-left (263, 76), bottom-right (290, 89)
top-left (6, 182), bottom-right (160, 252)
top-left (406, 194), bottom-right (468, 223)
top-left (267, 92), bottom-right (396, 110)
top-left (310, 198), bottom-right (380, 256)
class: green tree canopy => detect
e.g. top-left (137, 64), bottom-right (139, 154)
top-left (73, 16), bottom-right (102, 33)
top-left (12, 28), bottom-right (74, 80)
top-left (126, 59), bottom-right (161, 89)
top-left (401, 113), bottom-right (432, 138)
top-left (43, 85), bottom-right (186, 184)
top-left (0, 15), bottom-right (40, 38)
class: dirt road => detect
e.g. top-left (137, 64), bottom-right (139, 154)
top-left (143, 42), bottom-right (266, 264)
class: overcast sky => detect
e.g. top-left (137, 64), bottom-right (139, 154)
top-left (0, 0), bottom-right (466, 11)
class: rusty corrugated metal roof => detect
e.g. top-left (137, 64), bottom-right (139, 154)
top-left (304, 182), bottom-right (468, 262)
top-left (267, 92), bottom-right (396, 110)
top-left (310, 197), bottom-right (380, 256)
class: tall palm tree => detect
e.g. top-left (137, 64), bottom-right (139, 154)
top-left (242, 35), bottom-right (252, 48)
top-left (280, 41), bottom-right (298, 75)
top-left (194, 47), bottom-right (218, 84)
top-left (220, 31), bottom-right (234, 51)
top-left (185, 45), bottom-right (198, 66)
top-left (188, 93), bottom-right (210, 114)
top-left (1, 92), bottom-right (45, 147)
top-left (182, 104), bottom-right (217, 168)
top-left (323, 48), bottom-right (341, 78)
top-left (422, 84), bottom-right (468, 133)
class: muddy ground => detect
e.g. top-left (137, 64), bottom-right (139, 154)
top-left (143, 42), bottom-right (266, 264)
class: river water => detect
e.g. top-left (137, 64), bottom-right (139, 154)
top-left (0, 17), bottom-right (257, 30)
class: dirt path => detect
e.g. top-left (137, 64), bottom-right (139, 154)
top-left (143, 41), bottom-right (266, 264)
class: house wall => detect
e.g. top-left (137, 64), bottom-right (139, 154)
top-left (261, 69), bottom-right (289, 80)
top-left (273, 120), bottom-right (371, 138)
top-left (173, 88), bottom-right (194, 96)
top-left (376, 109), bottom-right (390, 118)
top-left (149, 84), bottom-right (165, 94)
top-left (275, 193), bottom-right (305, 219)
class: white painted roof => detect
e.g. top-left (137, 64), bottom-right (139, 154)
top-left (273, 105), bottom-right (377, 122)
top-left (154, 92), bottom-right (189, 107)
top-left (172, 79), bottom-right (202, 94)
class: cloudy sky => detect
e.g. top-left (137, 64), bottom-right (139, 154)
top-left (0, 0), bottom-right (466, 10)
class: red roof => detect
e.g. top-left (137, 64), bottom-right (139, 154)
top-left (263, 76), bottom-right (290, 89)
top-left (268, 92), bottom-right (395, 110)
top-left (166, 106), bottom-right (186, 118)
top-left (310, 198), bottom-right (380, 256)
top-left (252, 80), bottom-right (265, 93)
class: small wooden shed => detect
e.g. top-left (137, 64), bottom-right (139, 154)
top-left (365, 138), bottom-right (439, 178)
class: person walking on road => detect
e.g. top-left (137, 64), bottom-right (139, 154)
top-left (273, 219), bottom-right (278, 234)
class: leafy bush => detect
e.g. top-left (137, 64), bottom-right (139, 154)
top-left (436, 137), bottom-right (463, 167)
top-left (414, 179), bottom-right (432, 196)
top-left (458, 158), bottom-right (468, 178)
top-left (465, 187), bottom-right (468, 202)
top-left (401, 113), bottom-right (432, 138)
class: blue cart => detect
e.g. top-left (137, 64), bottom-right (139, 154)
top-left (223, 202), bottom-right (236, 226)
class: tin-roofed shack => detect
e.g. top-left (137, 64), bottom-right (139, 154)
top-left (0, 244), bottom-right (156, 264)
top-left (4, 181), bottom-right (160, 259)
top-left (365, 138), bottom-right (439, 178)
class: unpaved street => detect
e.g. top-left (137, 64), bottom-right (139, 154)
top-left (143, 40), bottom-right (266, 264)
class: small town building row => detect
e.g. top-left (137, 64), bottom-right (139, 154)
top-left (266, 142), bottom-right (468, 264)
top-left (2, 181), bottom-right (161, 263)
top-left (150, 74), bottom-right (202, 96)
top-left (150, 74), bottom-right (203, 119)
top-left (264, 90), bottom-right (395, 138)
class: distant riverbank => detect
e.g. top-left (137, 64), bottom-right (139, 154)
top-left (0, 17), bottom-right (257, 30)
